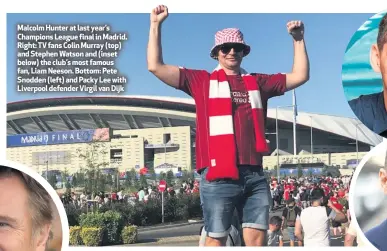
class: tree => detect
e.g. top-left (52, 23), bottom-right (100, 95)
top-left (127, 169), bottom-right (140, 188)
top-left (166, 170), bottom-right (175, 186)
top-left (84, 169), bottom-right (93, 194)
top-left (148, 166), bottom-right (157, 181)
top-left (326, 166), bottom-right (340, 177)
top-left (73, 171), bottom-right (85, 188)
top-left (297, 165), bottom-right (303, 178)
top-left (133, 175), bottom-right (140, 189)
top-left (97, 171), bottom-right (112, 192)
top-left (76, 131), bottom-right (110, 198)
top-left (128, 169), bottom-right (136, 183)
top-left (124, 171), bottom-right (132, 188)
top-left (180, 170), bottom-right (195, 182)
top-left (113, 170), bottom-right (120, 191)
top-left (62, 167), bottom-right (71, 192)
top-left (272, 165), bottom-right (279, 177)
top-left (322, 166), bottom-right (328, 176)
top-left (71, 175), bottom-right (77, 187)
top-left (48, 174), bottom-right (57, 189)
top-left (139, 174), bottom-right (148, 188)
top-left (159, 171), bottom-right (166, 181)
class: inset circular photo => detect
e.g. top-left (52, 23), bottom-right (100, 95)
top-left (349, 141), bottom-right (387, 250)
top-left (342, 10), bottom-right (387, 137)
top-left (0, 161), bottom-right (69, 251)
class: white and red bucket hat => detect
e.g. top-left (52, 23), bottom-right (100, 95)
top-left (210, 28), bottom-right (251, 59)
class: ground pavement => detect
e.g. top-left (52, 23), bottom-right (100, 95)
top-left (124, 206), bottom-right (346, 247)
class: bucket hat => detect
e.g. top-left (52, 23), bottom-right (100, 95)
top-left (210, 28), bottom-right (250, 59)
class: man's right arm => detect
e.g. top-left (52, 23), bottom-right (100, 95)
top-left (147, 6), bottom-right (180, 89)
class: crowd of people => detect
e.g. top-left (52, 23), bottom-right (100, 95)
top-left (200, 174), bottom-right (357, 247)
top-left (265, 175), bottom-right (355, 246)
top-left (269, 175), bottom-right (351, 211)
top-left (198, 174), bottom-right (358, 247)
top-left (62, 178), bottom-right (201, 209)
top-left (64, 170), bottom-right (362, 247)
top-left (198, 174), bottom-right (356, 247)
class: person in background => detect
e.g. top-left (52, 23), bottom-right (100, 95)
top-left (284, 184), bottom-right (291, 202)
top-left (278, 183), bottom-right (284, 206)
top-left (103, 194), bottom-right (110, 205)
top-left (300, 187), bottom-right (309, 209)
top-left (138, 187), bottom-right (145, 202)
top-left (330, 191), bottom-right (344, 237)
top-left (267, 216), bottom-right (284, 247)
top-left (180, 184), bottom-right (185, 194)
top-left (111, 190), bottom-right (118, 201)
top-left (169, 187), bottom-right (176, 197)
top-left (282, 198), bottom-right (302, 246)
top-left (144, 190), bottom-right (149, 202)
top-left (71, 192), bottom-right (77, 207)
top-left (117, 189), bottom-right (123, 202)
top-left (273, 185), bottom-right (281, 210)
top-left (269, 185), bottom-right (275, 212)
top-left (80, 191), bottom-right (87, 205)
top-left (295, 188), bottom-right (347, 247)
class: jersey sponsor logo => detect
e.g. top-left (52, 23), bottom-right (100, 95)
top-left (231, 91), bottom-right (250, 104)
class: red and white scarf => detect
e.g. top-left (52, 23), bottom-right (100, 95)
top-left (206, 66), bottom-right (269, 181)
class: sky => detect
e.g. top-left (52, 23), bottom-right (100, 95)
top-left (7, 13), bottom-right (374, 118)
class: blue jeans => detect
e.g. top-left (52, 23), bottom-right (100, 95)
top-left (199, 166), bottom-right (270, 238)
top-left (287, 226), bottom-right (296, 241)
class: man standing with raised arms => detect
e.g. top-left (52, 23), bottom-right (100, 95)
top-left (147, 5), bottom-right (310, 246)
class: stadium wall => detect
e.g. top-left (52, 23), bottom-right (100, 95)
top-left (262, 152), bottom-right (368, 169)
top-left (266, 128), bottom-right (370, 154)
top-left (6, 126), bottom-right (192, 174)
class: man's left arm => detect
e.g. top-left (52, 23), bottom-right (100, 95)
top-left (328, 200), bottom-right (347, 223)
top-left (285, 20), bottom-right (310, 91)
top-left (294, 215), bottom-right (303, 241)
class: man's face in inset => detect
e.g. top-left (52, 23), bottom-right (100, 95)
top-left (371, 43), bottom-right (387, 89)
top-left (0, 175), bottom-right (50, 251)
top-left (379, 167), bottom-right (387, 195)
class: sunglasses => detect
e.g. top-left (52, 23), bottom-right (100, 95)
top-left (219, 43), bottom-right (246, 54)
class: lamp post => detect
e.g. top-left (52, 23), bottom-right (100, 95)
top-left (310, 116), bottom-right (313, 159)
top-left (349, 122), bottom-right (362, 167)
top-left (276, 105), bottom-right (295, 181)
top-left (40, 132), bottom-right (49, 180)
top-left (292, 90), bottom-right (297, 156)
top-left (355, 123), bottom-right (362, 165)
